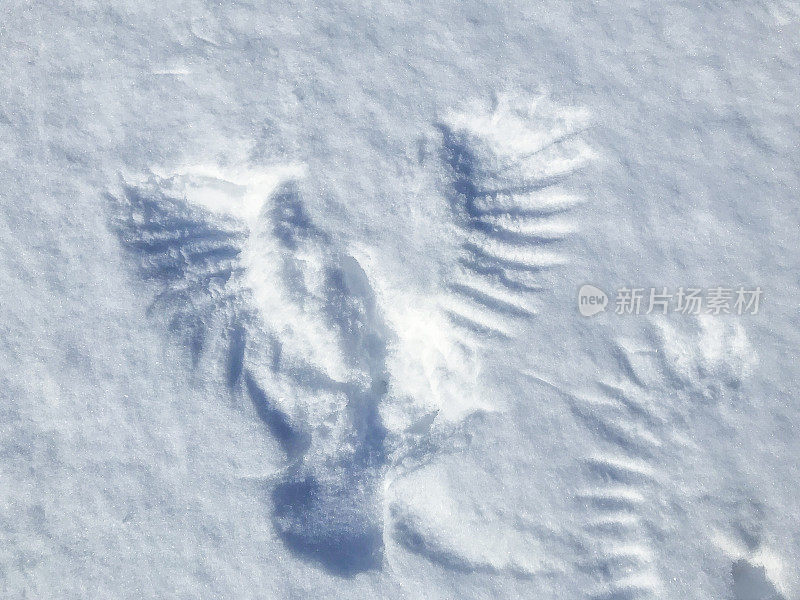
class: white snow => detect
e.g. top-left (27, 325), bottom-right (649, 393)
top-left (1, 1), bottom-right (798, 599)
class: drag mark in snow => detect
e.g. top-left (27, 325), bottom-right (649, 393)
top-left (525, 344), bottom-right (664, 599)
top-left (438, 94), bottom-right (594, 342)
top-left (572, 361), bottom-right (664, 599)
top-left (383, 94), bottom-right (596, 574)
top-left (569, 319), bottom-right (763, 599)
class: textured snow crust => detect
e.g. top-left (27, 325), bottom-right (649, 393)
top-left (1, 2), bottom-right (798, 599)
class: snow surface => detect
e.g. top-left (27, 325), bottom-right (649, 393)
top-left (1, 1), bottom-right (799, 599)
